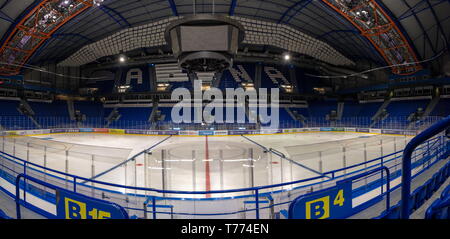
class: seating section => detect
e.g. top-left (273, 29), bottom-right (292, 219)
top-left (74, 101), bottom-right (104, 118)
top-left (0, 99), bottom-right (35, 129)
top-left (289, 108), bottom-right (309, 118)
top-left (109, 107), bottom-right (152, 129)
top-left (308, 100), bottom-right (337, 118)
top-left (29, 101), bottom-right (70, 117)
top-left (0, 100), bottom-right (21, 116)
top-left (431, 98), bottom-right (450, 117)
top-left (0, 97), bottom-right (447, 130)
top-left (386, 99), bottom-right (429, 117)
top-left (343, 101), bottom-right (382, 119)
top-left (374, 161), bottom-right (450, 219)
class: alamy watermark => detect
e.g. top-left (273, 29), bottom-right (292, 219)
top-left (171, 80), bottom-right (280, 129)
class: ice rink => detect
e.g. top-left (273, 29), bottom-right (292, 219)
top-left (1, 131), bottom-right (411, 198)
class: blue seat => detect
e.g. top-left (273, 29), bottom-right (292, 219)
top-left (374, 202), bottom-right (402, 219)
top-left (408, 194), bottom-right (416, 214)
top-left (431, 174), bottom-right (440, 192)
top-left (0, 209), bottom-right (11, 219)
top-left (445, 162), bottom-right (450, 178)
top-left (442, 185), bottom-right (450, 199)
top-left (413, 186), bottom-right (427, 210)
top-left (383, 204), bottom-right (402, 219)
top-left (425, 178), bottom-right (436, 200)
top-left (436, 168), bottom-right (446, 185)
top-left (425, 197), bottom-right (450, 219)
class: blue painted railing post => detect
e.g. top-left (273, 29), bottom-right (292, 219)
top-left (255, 189), bottom-right (260, 219)
top-left (152, 196), bottom-right (156, 219)
top-left (15, 175), bottom-right (22, 219)
top-left (401, 116), bottom-right (450, 219)
top-left (73, 178), bottom-right (77, 192)
top-left (23, 161), bottom-right (27, 204)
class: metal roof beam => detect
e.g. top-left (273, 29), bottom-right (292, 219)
top-left (400, 0), bottom-right (437, 57)
top-left (52, 33), bottom-right (94, 43)
top-left (278, 0), bottom-right (312, 24)
top-left (229, 0), bottom-right (237, 16)
top-left (425, 0), bottom-right (449, 50)
top-left (167, 0), bottom-right (178, 16)
top-left (0, 10), bottom-right (14, 23)
top-left (99, 5), bottom-right (131, 28)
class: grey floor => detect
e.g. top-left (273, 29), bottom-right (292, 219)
top-left (0, 190), bottom-right (46, 219)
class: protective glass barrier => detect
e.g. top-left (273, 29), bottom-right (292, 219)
top-left (0, 134), bottom-right (447, 219)
top-left (0, 135), bottom-right (131, 191)
top-left (286, 134), bottom-right (411, 178)
top-left (0, 116), bottom-right (444, 131)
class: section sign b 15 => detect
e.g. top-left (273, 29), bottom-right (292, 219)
top-left (56, 189), bottom-right (129, 219)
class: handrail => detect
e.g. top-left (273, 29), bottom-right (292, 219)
top-left (15, 173), bottom-right (129, 219)
top-left (0, 132), bottom-right (446, 218)
top-left (401, 115), bottom-right (450, 219)
top-left (241, 135), bottom-right (329, 177)
top-left (339, 166), bottom-right (391, 212)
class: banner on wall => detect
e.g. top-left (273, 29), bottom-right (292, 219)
top-left (282, 128), bottom-right (296, 133)
top-left (94, 128), bottom-right (109, 133)
top-left (125, 129), bottom-right (144, 135)
top-left (51, 129), bottom-right (67, 133)
top-left (79, 128), bottom-right (94, 133)
top-left (332, 127), bottom-right (345, 132)
top-left (381, 129), bottom-right (403, 135)
top-left (5, 131), bottom-right (18, 136)
top-left (109, 129), bottom-right (125, 134)
top-left (66, 128), bottom-right (80, 133)
top-left (56, 189), bottom-right (128, 219)
top-left (369, 129), bottom-right (382, 134)
top-left (404, 130), bottom-right (417, 136)
top-left (345, 128), bottom-right (356, 132)
top-left (289, 181), bottom-right (352, 219)
top-left (178, 131), bottom-right (198, 136)
top-left (320, 127), bottom-right (333, 132)
top-left (158, 130), bottom-right (179, 136)
top-left (356, 128), bottom-right (370, 133)
top-left (199, 130), bottom-right (215, 136)
top-left (228, 130), bottom-right (255, 135)
top-left (260, 129), bottom-right (282, 134)
top-left (214, 130), bottom-right (228, 136)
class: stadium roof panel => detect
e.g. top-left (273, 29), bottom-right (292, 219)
top-left (0, 0), bottom-right (448, 70)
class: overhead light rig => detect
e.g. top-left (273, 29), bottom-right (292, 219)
top-left (322, 0), bottom-right (422, 75)
top-left (0, 0), bottom-right (97, 76)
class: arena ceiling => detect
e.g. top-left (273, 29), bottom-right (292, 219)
top-left (0, 0), bottom-right (449, 70)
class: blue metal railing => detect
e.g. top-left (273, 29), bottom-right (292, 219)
top-left (15, 173), bottom-right (129, 219)
top-left (401, 115), bottom-right (450, 219)
top-left (0, 134), bottom-right (445, 218)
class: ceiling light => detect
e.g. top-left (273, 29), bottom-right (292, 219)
top-left (118, 55), bottom-right (127, 63)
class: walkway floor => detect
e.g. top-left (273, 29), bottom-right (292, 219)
top-left (0, 190), bottom-right (46, 219)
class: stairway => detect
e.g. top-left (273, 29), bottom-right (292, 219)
top-left (67, 99), bottom-right (75, 121)
top-left (423, 95), bottom-right (440, 118)
top-left (19, 99), bottom-right (40, 129)
top-left (284, 107), bottom-right (298, 121)
top-left (149, 99), bottom-right (160, 129)
top-left (337, 102), bottom-right (344, 120)
top-left (371, 98), bottom-right (392, 121)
